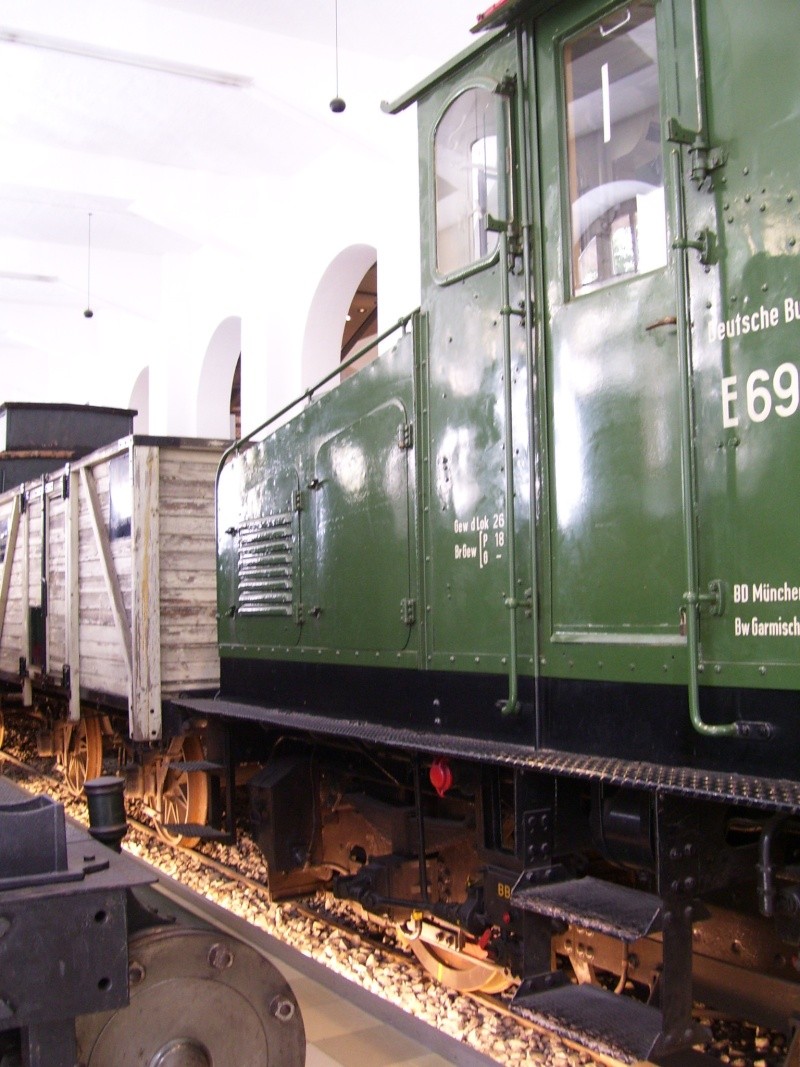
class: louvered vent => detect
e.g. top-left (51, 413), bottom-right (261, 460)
top-left (237, 512), bottom-right (293, 616)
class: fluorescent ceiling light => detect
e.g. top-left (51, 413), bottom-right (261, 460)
top-left (0, 27), bottom-right (252, 88)
top-left (0, 271), bottom-right (59, 283)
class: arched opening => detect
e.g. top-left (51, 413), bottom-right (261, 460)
top-left (302, 245), bottom-right (378, 389)
top-left (229, 354), bottom-right (241, 440)
top-left (340, 262), bottom-right (378, 381)
top-left (129, 366), bottom-right (149, 434)
top-left (197, 316), bottom-right (242, 439)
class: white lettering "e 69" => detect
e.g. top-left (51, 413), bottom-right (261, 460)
top-left (722, 363), bottom-right (800, 428)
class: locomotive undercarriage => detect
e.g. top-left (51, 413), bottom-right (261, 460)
top-left (224, 720), bottom-right (800, 1061)
top-left (6, 681), bottom-right (800, 1058)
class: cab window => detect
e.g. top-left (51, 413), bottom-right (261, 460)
top-left (564, 1), bottom-right (666, 294)
top-left (434, 87), bottom-right (502, 276)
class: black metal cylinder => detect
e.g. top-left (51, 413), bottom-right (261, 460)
top-left (592, 786), bottom-right (654, 869)
top-left (84, 776), bottom-right (127, 853)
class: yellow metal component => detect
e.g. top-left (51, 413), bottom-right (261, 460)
top-left (397, 920), bottom-right (513, 994)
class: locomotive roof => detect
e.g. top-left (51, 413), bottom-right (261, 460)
top-left (382, 28), bottom-right (506, 115)
top-left (472, 0), bottom-right (540, 31)
top-left (382, 0), bottom-right (561, 115)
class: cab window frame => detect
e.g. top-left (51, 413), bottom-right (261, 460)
top-left (430, 79), bottom-right (511, 286)
top-left (557, 0), bottom-right (668, 298)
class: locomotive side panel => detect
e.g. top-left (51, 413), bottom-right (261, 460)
top-left (688, 1), bottom-right (800, 690)
top-left (517, 0), bottom-right (800, 767)
top-left (218, 452), bottom-right (303, 650)
top-left (219, 332), bottom-right (419, 671)
top-left (309, 396), bottom-right (416, 655)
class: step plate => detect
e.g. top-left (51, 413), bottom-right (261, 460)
top-left (512, 876), bottom-right (662, 940)
top-left (165, 760), bottom-right (223, 773)
top-left (511, 982), bottom-right (663, 1063)
top-left (160, 823), bottom-right (232, 841)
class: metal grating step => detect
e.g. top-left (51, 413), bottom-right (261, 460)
top-left (166, 760), bottom-right (224, 774)
top-left (511, 875), bottom-right (662, 941)
top-left (160, 823), bottom-right (233, 841)
top-left (174, 695), bottom-right (800, 816)
top-left (511, 976), bottom-right (664, 1063)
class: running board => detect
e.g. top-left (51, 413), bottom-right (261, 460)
top-left (172, 694), bottom-right (800, 814)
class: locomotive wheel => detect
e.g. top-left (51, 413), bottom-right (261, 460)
top-left (75, 926), bottom-right (305, 1066)
top-left (400, 924), bottom-right (513, 994)
top-left (155, 735), bottom-right (209, 849)
top-left (63, 715), bottom-right (104, 797)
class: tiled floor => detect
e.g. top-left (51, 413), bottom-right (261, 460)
top-left (277, 956), bottom-right (471, 1067)
top-left (278, 949), bottom-right (499, 1066)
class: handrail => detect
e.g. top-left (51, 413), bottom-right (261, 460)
top-left (516, 25), bottom-right (539, 725)
top-left (670, 149), bottom-right (771, 742)
top-left (497, 219), bottom-right (521, 717)
top-left (495, 47), bottom-right (539, 717)
top-left (488, 78), bottom-right (526, 717)
top-left (492, 78), bottom-right (525, 716)
top-left (216, 312), bottom-right (418, 481)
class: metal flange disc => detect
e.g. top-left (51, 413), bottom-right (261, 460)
top-left (75, 926), bottom-right (305, 1066)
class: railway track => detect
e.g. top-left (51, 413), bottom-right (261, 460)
top-left (0, 719), bottom-right (794, 1067)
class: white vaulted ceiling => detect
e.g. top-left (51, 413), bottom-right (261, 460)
top-left (0, 0), bottom-right (475, 312)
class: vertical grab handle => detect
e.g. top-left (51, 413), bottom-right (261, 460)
top-left (489, 85), bottom-right (526, 716)
top-left (497, 220), bottom-right (521, 716)
top-left (670, 150), bottom-right (771, 741)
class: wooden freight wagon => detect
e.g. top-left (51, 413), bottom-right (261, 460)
top-left (0, 401), bottom-right (135, 492)
top-left (0, 436), bottom-right (226, 837)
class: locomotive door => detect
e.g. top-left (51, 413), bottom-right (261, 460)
top-left (420, 34), bottom-right (534, 672)
top-left (534, 0), bottom-right (686, 670)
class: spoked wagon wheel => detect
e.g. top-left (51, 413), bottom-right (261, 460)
top-left (63, 715), bottom-right (104, 797)
top-left (154, 735), bottom-right (209, 849)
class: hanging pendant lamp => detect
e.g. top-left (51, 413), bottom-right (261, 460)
top-left (83, 211), bottom-right (94, 318)
top-left (330, 0), bottom-right (346, 112)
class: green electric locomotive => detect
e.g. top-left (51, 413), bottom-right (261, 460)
top-left (198, 0), bottom-right (800, 1058)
